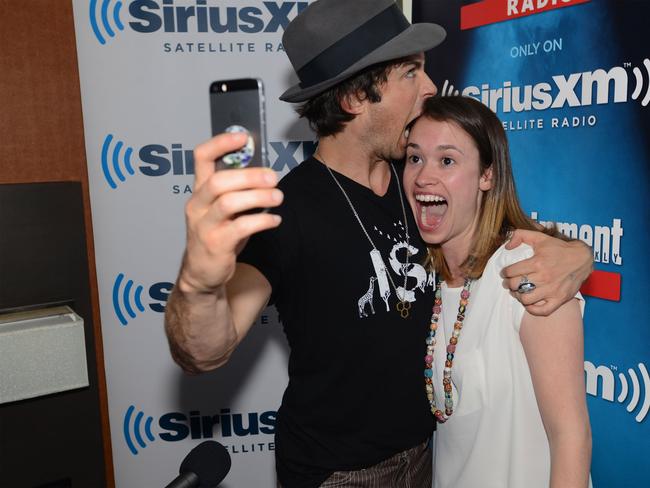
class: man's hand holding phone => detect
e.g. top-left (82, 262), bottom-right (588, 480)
top-left (177, 132), bottom-right (283, 296)
top-left (164, 79), bottom-right (276, 373)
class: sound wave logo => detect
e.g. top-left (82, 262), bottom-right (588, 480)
top-left (101, 134), bottom-right (135, 189)
top-left (112, 273), bottom-right (146, 326)
top-left (89, 0), bottom-right (125, 45)
top-left (440, 79), bottom-right (460, 97)
top-left (585, 361), bottom-right (649, 423)
top-left (631, 58), bottom-right (650, 107)
top-left (123, 405), bottom-right (156, 455)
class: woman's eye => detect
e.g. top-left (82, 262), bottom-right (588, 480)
top-left (408, 154), bottom-right (421, 164)
top-left (442, 157), bottom-right (454, 166)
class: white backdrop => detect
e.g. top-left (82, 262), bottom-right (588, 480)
top-left (71, 1), bottom-right (318, 485)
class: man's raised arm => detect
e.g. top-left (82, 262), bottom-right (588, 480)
top-left (164, 132), bottom-right (283, 373)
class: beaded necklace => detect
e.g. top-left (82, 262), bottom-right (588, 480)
top-left (424, 276), bottom-right (472, 423)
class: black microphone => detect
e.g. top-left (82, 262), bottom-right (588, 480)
top-left (164, 440), bottom-right (232, 488)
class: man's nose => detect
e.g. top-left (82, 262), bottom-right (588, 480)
top-left (422, 72), bottom-right (437, 98)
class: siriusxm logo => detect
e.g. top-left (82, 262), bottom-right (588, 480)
top-left (112, 273), bottom-right (173, 325)
top-left (101, 134), bottom-right (138, 189)
top-left (100, 134), bottom-right (316, 189)
top-left (101, 134), bottom-right (194, 189)
top-left (440, 58), bottom-right (650, 112)
top-left (123, 405), bottom-right (276, 455)
top-left (89, 0), bottom-right (125, 44)
top-left (90, 0), bottom-right (309, 44)
top-left (584, 361), bottom-right (649, 423)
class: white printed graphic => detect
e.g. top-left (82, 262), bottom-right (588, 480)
top-left (357, 221), bottom-right (432, 318)
top-left (389, 242), bottom-right (427, 303)
top-left (369, 249), bottom-right (391, 312)
top-left (357, 277), bottom-right (377, 318)
top-left (441, 79), bottom-right (460, 97)
top-left (631, 59), bottom-right (650, 107)
top-left (531, 213), bottom-right (623, 266)
top-left (584, 361), bottom-right (650, 423)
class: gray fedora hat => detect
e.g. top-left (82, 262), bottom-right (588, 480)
top-left (280, 0), bottom-right (446, 103)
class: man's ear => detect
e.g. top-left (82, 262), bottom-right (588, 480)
top-left (340, 91), bottom-right (365, 115)
top-left (480, 166), bottom-right (493, 191)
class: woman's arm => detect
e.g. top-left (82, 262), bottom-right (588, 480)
top-left (520, 299), bottom-right (592, 488)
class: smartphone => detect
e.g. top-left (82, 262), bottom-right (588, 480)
top-left (210, 78), bottom-right (268, 170)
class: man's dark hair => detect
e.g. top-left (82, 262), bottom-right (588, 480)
top-left (296, 58), bottom-right (410, 137)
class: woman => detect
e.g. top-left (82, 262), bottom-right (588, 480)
top-left (403, 96), bottom-right (591, 487)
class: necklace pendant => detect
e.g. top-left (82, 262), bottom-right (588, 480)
top-left (397, 300), bottom-right (411, 319)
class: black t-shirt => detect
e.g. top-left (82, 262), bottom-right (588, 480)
top-left (238, 158), bottom-right (436, 488)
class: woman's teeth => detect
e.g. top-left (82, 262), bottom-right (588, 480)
top-left (415, 194), bottom-right (447, 203)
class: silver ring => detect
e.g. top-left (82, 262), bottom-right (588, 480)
top-left (517, 276), bottom-right (536, 294)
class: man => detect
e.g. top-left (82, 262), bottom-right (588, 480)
top-left (165, 1), bottom-right (593, 487)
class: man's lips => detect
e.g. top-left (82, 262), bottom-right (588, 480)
top-left (404, 116), bottom-right (419, 139)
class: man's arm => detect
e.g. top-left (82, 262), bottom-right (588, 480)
top-left (164, 132), bottom-right (283, 374)
top-left (166, 263), bottom-right (271, 373)
top-left (503, 230), bottom-right (593, 316)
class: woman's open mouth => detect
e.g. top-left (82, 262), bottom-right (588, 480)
top-left (415, 193), bottom-right (448, 230)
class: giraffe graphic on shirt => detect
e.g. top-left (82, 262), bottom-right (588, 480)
top-left (357, 277), bottom-right (377, 318)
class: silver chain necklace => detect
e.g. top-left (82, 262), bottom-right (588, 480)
top-left (317, 154), bottom-right (412, 319)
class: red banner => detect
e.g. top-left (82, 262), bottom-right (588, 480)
top-left (460, 0), bottom-right (592, 30)
top-left (580, 270), bottom-right (621, 302)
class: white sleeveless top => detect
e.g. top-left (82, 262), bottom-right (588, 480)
top-left (431, 244), bottom-right (585, 488)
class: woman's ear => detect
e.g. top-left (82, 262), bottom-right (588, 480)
top-left (479, 166), bottom-right (493, 191)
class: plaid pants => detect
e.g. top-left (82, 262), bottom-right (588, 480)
top-left (279, 439), bottom-right (432, 488)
